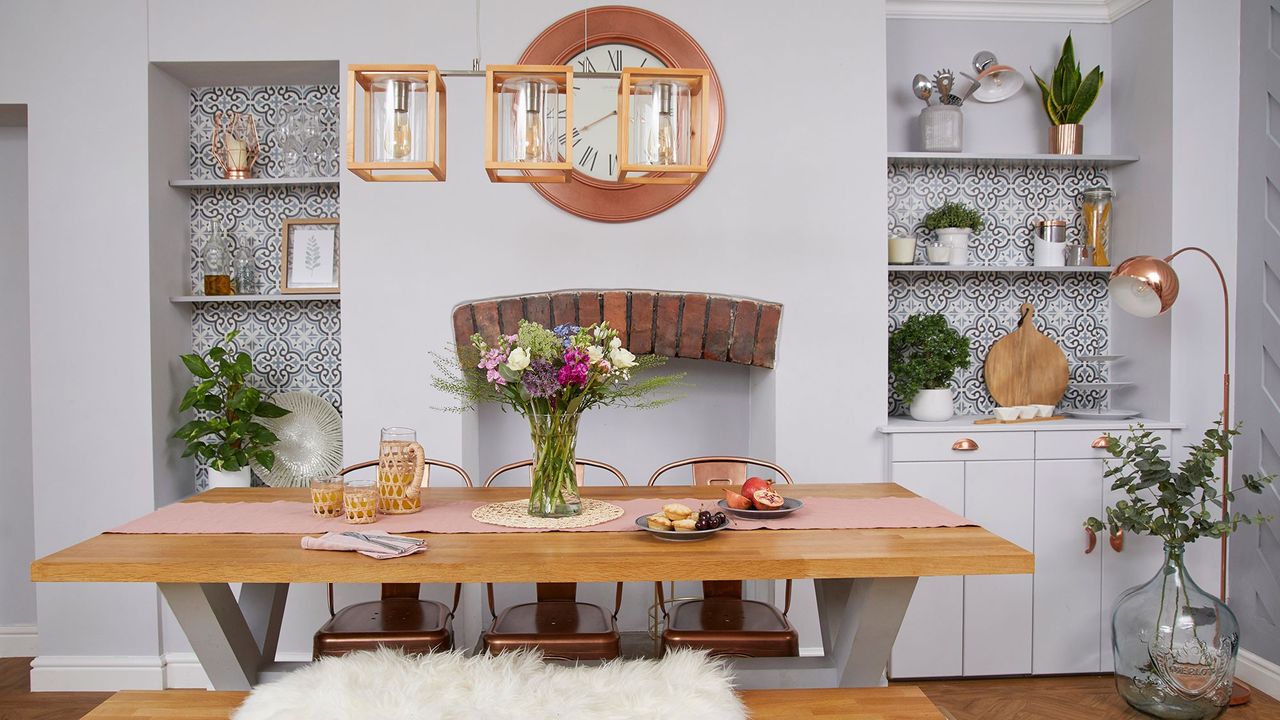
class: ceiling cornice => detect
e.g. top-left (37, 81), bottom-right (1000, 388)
top-left (886, 0), bottom-right (1153, 24)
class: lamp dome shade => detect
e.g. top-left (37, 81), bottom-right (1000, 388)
top-left (1109, 255), bottom-right (1180, 318)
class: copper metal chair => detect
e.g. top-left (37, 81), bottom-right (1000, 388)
top-left (480, 458), bottom-right (627, 661)
top-left (648, 456), bottom-right (799, 658)
top-left (312, 458), bottom-right (472, 659)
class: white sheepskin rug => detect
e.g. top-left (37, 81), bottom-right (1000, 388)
top-left (232, 648), bottom-right (746, 720)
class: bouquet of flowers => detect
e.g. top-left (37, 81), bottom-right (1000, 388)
top-left (433, 320), bottom-right (682, 516)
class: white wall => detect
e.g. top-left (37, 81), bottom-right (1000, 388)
top-left (0, 123), bottom-right (36, 643)
top-left (886, 19), bottom-right (1111, 153)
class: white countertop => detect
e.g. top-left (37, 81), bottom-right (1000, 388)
top-left (878, 415), bottom-right (1184, 433)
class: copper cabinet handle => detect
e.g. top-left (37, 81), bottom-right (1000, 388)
top-left (1091, 434), bottom-right (1111, 449)
top-left (1085, 528), bottom-right (1097, 554)
top-left (1110, 527), bottom-right (1124, 552)
top-left (951, 438), bottom-right (979, 451)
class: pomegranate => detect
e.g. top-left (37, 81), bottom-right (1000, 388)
top-left (752, 488), bottom-right (785, 510)
top-left (723, 489), bottom-right (753, 510)
top-left (740, 476), bottom-right (774, 501)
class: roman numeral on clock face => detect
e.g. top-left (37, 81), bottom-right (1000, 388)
top-left (576, 56), bottom-right (597, 73)
top-left (579, 145), bottom-right (599, 171)
top-left (557, 128), bottom-right (582, 147)
top-left (608, 49), bottom-right (623, 71)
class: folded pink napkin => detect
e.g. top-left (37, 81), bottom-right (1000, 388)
top-left (301, 531), bottom-right (427, 559)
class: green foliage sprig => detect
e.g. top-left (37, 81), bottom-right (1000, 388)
top-left (1033, 33), bottom-right (1103, 126)
top-left (888, 314), bottom-right (972, 403)
top-left (1085, 420), bottom-right (1274, 548)
top-left (922, 202), bottom-right (984, 233)
top-left (173, 330), bottom-right (289, 472)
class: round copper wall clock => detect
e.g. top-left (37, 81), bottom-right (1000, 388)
top-left (518, 6), bottom-right (725, 222)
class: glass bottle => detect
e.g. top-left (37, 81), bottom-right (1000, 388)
top-left (202, 221), bottom-right (233, 296)
top-left (1081, 186), bottom-right (1113, 267)
top-left (231, 244), bottom-right (256, 295)
top-left (1111, 543), bottom-right (1238, 719)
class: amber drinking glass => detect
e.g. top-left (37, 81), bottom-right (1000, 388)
top-left (343, 476), bottom-right (379, 525)
top-left (377, 427), bottom-right (425, 514)
top-left (309, 475), bottom-right (344, 518)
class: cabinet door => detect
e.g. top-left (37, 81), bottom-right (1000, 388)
top-left (1033, 459), bottom-right (1103, 674)
top-left (964, 460), bottom-right (1034, 675)
top-left (889, 461), bottom-right (965, 678)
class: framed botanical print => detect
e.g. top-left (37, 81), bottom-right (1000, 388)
top-left (280, 218), bottom-right (340, 294)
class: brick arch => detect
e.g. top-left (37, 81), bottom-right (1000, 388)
top-left (452, 290), bottom-right (782, 368)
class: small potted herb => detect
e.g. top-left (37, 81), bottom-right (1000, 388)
top-left (173, 330), bottom-right (289, 488)
top-left (889, 314), bottom-right (972, 421)
top-left (1032, 33), bottom-right (1103, 154)
top-left (1086, 422), bottom-right (1273, 717)
top-left (922, 201), bottom-right (983, 266)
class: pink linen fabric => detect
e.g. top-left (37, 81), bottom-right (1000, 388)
top-left (109, 496), bottom-right (973, 535)
top-left (301, 532), bottom-right (427, 559)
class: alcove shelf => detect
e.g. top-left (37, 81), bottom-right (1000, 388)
top-left (170, 294), bottom-right (341, 304)
top-left (888, 265), bottom-right (1114, 273)
top-left (887, 152), bottom-right (1139, 167)
top-left (169, 177), bottom-right (339, 189)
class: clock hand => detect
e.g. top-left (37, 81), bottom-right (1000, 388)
top-left (578, 110), bottom-right (617, 134)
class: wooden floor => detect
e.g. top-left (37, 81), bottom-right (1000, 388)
top-left (2, 655), bottom-right (1278, 719)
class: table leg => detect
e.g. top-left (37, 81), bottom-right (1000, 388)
top-left (159, 583), bottom-right (289, 691)
top-left (728, 577), bottom-right (918, 689)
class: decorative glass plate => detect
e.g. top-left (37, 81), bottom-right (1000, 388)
top-left (250, 391), bottom-right (343, 487)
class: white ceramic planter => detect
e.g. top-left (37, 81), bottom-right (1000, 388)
top-left (935, 228), bottom-right (971, 266)
top-left (909, 388), bottom-right (955, 422)
top-left (207, 467), bottom-right (251, 488)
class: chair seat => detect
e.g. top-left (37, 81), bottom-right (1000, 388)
top-left (483, 601), bottom-right (620, 661)
top-left (663, 597), bottom-right (799, 658)
top-left (313, 598), bottom-right (452, 658)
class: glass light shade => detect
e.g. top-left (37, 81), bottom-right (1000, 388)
top-left (371, 77), bottom-right (427, 163)
top-left (1110, 256), bottom-right (1180, 318)
top-left (627, 79), bottom-right (692, 168)
top-left (498, 77), bottom-right (560, 164)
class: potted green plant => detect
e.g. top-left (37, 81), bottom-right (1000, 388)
top-left (922, 201), bottom-right (983, 267)
top-left (889, 314), bottom-right (972, 421)
top-left (1032, 32), bottom-right (1103, 154)
top-left (1085, 422), bottom-right (1274, 718)
top-left (173, 330), bottom-right (289, 488)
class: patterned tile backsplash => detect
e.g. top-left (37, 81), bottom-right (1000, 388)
top-left (189, 85), bottom-right (342, 488)
top-left (887, 160), bottom-right (1112, 416)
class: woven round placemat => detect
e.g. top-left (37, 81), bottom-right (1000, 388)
top-left (471, 498), bottom-right (624, 529)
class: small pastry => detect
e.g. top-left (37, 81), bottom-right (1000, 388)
top-left (672, 518), bottom-right (698, 532)
top-left (663, 503), bottom-right (694, 521)
top-left (647, 514), bottom-right (673, 531)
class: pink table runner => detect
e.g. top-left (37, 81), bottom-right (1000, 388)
top-left (108, 496), bottom-right (972, 535)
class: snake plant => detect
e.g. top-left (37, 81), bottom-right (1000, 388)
top-left (1032, 33), bottom-right (1103, 126)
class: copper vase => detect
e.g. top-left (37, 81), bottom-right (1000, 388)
top-left (1049, 124), bottom-right (1083, 155)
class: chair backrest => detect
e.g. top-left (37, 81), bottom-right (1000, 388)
top-left (483, 458), bottom-right (628, 487)
top-left (338, 458), bottom-right (473, 487)
top-left (647, 456), bottom-right (794, 487)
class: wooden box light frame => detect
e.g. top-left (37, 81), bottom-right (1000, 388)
top-left (484, 65), bottom-right (574, 183)
top-left (346, 65), bottom-right (446, 182)
top-left (617, 68), bottom-right (711, 185)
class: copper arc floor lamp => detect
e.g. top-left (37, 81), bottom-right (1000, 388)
top-left (1109, 247), bottom-right (1250, 705)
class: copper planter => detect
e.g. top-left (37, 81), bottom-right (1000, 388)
top-left (1049, 124), bottom-right (1084, 154)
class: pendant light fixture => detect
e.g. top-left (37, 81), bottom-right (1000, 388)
top-left (484, 65), bottom-right (573, 183)
top-left (346, 65), bottom-right (446, 181)
top-left (617, 68), bottom-right (710, 185)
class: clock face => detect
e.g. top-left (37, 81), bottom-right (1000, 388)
top-left (561, 43), bottom-right (668, 181)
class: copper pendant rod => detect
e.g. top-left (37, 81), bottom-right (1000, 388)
top-left (1166, 246), bottom-right (1232, 603)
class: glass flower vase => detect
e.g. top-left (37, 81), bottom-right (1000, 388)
top-left (527, 413), bottom-right (581, 518)
top-left (1111, 544), bottom-right (1238, 719)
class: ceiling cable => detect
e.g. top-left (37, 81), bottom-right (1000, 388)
top-left (472, 0), bottom-right (482, 71)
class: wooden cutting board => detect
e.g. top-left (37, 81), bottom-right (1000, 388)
top-left (984, 303), bottom-right (1069, 407)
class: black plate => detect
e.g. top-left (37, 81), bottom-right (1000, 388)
top-left (716, 497), bottom-right (804, 519)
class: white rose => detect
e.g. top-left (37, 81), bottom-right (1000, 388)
top-left (609, 346), bottom-right (637, 370)
top-left (506, 347), bottom-right (530, 371)
top-left (609, 337), bottom-right (622, 350)
top-left (587, 345), bottom-right (605, 364)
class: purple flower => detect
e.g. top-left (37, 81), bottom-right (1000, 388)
top-left (478, 347), bottom-right (506, 371)
top-left (553, 324), bottom-right (582, 348)
top-left (522, 360), bottom-right (560, 398)
top-left (563, 347), bottom-right (588, 365)
top-left (486, 368), bottom-right (506, 386)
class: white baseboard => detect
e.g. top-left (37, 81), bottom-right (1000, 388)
top-left (163, 651), bottom-right (313, 689)
top-left (29, 655), bottom-right (164, 692)
top-left (0, 625), bottom-right (37, 657)
top-left (1238, 649), bottom-right (1280, 702)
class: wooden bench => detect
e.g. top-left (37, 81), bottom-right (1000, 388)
top-left (83, 687), bottom-right (946, 719)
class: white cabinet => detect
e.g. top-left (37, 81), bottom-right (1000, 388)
top-left (890, 461), bottom-right (965, 678)
top-left (964, 460), bottom-right (1034, 675)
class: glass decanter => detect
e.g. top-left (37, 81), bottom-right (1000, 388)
top-left (1111, 544), bottom-right (1238, 719)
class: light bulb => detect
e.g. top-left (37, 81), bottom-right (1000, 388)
top-left (391, 110), bottom-right (412, 159)
top-left (523, 110), bottom-right (543, 162)
top-left (656, 112), bottom-right (675, 165)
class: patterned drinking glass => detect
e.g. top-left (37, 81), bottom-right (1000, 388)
top-left (377, 427), bottom-right (425, 514)
top-left (309, 475), bottom-right (344, 518)
top-left (343, 476), bottom-right (379, 525)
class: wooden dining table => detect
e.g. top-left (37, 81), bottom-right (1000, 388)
top-left (30, 483), bottom-right (1032, 692)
